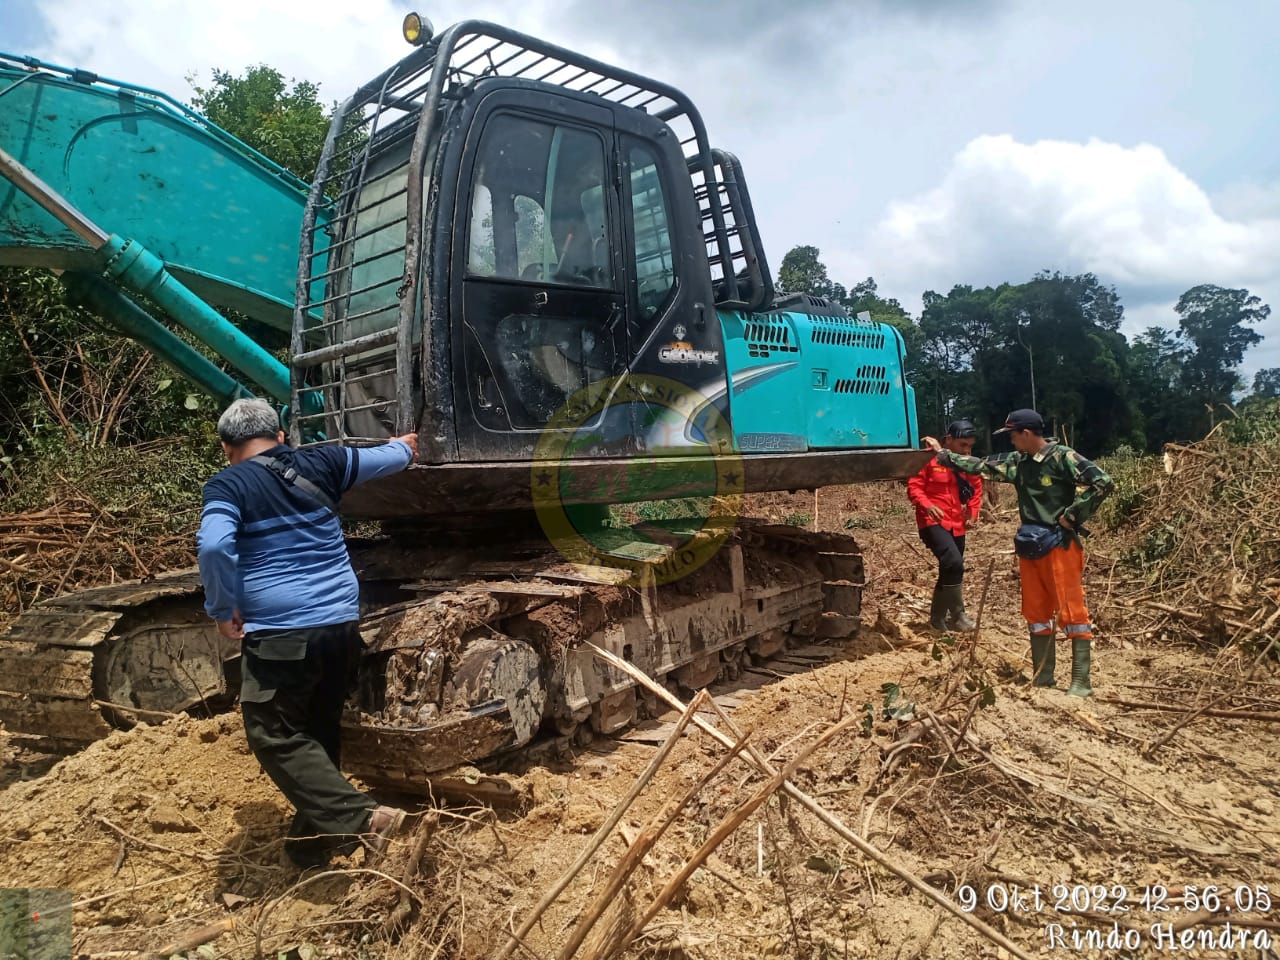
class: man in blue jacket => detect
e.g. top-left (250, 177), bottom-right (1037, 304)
top-left (197, 398), bottom-right (416, 867)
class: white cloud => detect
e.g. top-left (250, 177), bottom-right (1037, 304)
top-left (870, 135), bottom-right (1280, 291)
top-left (853, 135), bottom-right (1280, 378)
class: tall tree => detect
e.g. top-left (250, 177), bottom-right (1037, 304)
top-left (1253, 367), bottom-right (1280, 398)
top-left (917, 284), bottom-right (1001, 435)
top-left (1174, 284), bottom-right (1268, 413)
top-left (777, 245), bottom-right (837, 298)
top-left (1128, 327), bottom-right (1195, 447)
top-left (991, 272), bottom-right (1134, 451)
top-left (919, 274), bottom-right (1135, 453)
top-left (189, 66), bottom-right (331, 181)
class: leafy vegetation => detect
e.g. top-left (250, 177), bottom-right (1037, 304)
top-left (189, 65), bottom-right (331, 181)
top-left (1098, 400), bottom-right (1280, 649)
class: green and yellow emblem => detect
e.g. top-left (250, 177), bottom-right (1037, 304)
top-left (531, 374), bottom-right (744, 586)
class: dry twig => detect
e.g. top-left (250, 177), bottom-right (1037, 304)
top-left (589, 643), bottom-right (1039, 960)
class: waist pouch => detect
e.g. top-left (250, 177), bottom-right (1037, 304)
top-left (1013, 523), bottom-right (1064, 560)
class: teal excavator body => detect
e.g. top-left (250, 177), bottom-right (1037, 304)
top-left (0, 55), bottom-right (314, 330)
top-left (0, 25), bottom-right (930, 766)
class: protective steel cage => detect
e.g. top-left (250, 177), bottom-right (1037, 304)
top-left (290, 20), bottom-right (773, 448)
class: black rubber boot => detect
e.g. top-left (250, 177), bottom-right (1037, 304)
top-left (1029, 633), bottom-right (1056, 687)
top-left (942, 584), bottom-right (976, 631)
top-left (929, 585), bottom-right (950, 630)
top-left (1068, 637), bottom-right (1093, 698)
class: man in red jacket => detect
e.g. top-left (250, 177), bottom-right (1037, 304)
top-left (907, 420), bottom-right (984, 630)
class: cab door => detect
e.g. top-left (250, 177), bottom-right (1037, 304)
top-left (448, 82), bottom-right (722, 462)
top-left (614, 122), bottom-right (726, 453)
top-left (451, 90), bottom-right (627, 461)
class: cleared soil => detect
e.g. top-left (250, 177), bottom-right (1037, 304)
top-left (2, 483), bottom-right (1278, 959)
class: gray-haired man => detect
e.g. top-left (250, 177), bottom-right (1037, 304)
top-left (197, 398), bottom-right (417, 866)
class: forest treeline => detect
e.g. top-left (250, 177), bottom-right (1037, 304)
top-left (778, 245), bottom-right (1275, 454)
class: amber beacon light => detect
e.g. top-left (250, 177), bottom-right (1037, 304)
top-left (402, 12), bottom-right (434, 45)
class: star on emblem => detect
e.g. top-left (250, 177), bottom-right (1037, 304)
top-left (535, 470), bottom-right (553, 487)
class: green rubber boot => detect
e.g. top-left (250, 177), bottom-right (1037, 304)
top-left (942, 584), bottom-right (977, 631)
top-left (929, 585), bottom-right (950, 630)
top-left (1029, 633), bottom-right (1056, 687)
top-left (1068, 637), bottom-right (1093, 698)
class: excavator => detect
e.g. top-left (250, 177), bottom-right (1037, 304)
top-left (0, 16), bottom-right (926, 790)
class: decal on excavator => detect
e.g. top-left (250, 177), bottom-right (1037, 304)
top-left (658, 340), bottom-right (721, 365)
top-left (532, 374), bottom-right (743, 586)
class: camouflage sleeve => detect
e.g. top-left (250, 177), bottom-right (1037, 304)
top-left (1062, 449), bottom-right (1114, 524)
top-left (937, 449), bottom-right (1017, 483)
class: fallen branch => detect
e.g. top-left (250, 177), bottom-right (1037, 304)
top-left (149, 917), bottom-right (240, 960)
top-left (1127, 599), bottom-right (1250, 633)
top-left (602, 712), bottom-right (862, 958)
top-left (494, 689), bottom-right (712, 960)
top-left (95, 816), bottom-right (216, 862)
top-left (588, 643), bottom-right (1038, 960)
top-left (93, 700), bottom-right (178, 723)
top-left (918, 715), bottom-right (1250, 857)
top-left (385, 810), bottom-right (441, 937)
top-left (1100, 697), bottom-right (1280, 724)
top-left (253, 868), bottom-right (420, 960)
top-left (560, 725), bottom-right (754, 960)
top-left (1145, 612), bottom-right (1280, 757)
top-left (1067, 751), bottom-right (1251, 836)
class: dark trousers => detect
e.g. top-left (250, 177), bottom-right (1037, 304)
top-left (919, 525), bottom-right (966, 588)
top-left (239, 622), bottom-right (374, 841)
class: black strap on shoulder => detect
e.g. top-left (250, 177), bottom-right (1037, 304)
top-left (249, 455), bottom-right (338, 516)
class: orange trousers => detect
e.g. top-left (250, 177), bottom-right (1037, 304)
top-left (1018, 538), bottom-right (1092, 639)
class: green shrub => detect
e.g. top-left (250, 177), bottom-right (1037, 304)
top-left (1095, 445), bottom-right (1160, 529)
top-left (0, 431), bottom-right (221, 535)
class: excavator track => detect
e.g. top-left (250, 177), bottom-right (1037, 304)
top-left (0, 521), bottom-right (864, 787)
top-left (0, 573), bottom-right (228, 741)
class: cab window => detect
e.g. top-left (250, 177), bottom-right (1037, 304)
top-left (466, 114), bottom-right (614, 288)
top-left (627, 141), bottom-right (675, 319)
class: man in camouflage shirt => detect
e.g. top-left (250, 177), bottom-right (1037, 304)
top-left (925, 409), bottom-right (1114, 696)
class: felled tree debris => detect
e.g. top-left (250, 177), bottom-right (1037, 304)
top-left (1102, 421), bottom-right (1280, 652)
top-left (0, 493), bottom-right (196, 630)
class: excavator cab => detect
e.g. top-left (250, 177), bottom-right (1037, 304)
top-left (291, 23), bottom-right (758, 470)
top-left (452, 82), bottom-right (721, 458)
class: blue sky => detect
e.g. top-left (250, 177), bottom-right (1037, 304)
top-left (5, 0), bottom-right (1279, 382)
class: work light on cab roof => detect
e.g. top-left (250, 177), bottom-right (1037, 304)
top-left (402, 12), bottom-right (433, 45)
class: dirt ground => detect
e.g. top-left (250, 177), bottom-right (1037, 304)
top-left (2, 482), bottom-right (1278, 959)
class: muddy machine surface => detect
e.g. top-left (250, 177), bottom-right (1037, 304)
top-left (0, 19), bottom-right (926, 787)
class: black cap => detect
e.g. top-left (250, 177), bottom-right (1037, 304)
top-left (945, 419), bottom-right (977, 439)
top-left (993, 408), bottom-right (1044, 435)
